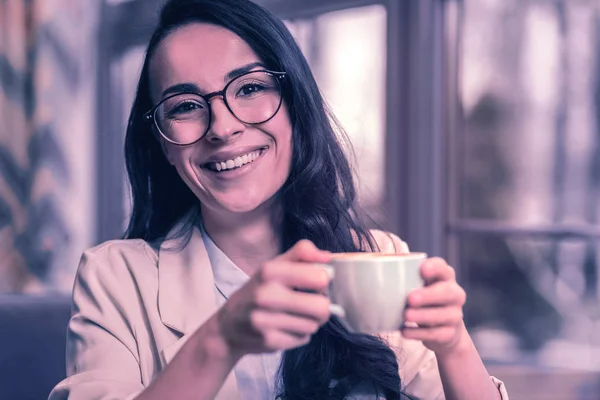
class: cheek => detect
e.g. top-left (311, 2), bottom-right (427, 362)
top-left (164, 145), bottom-right (200, 182)
top-left (283, 126), bottom-right (294, 167)
top-left (274, 111), bottom-right (293, 165)
top-left (272, 129), bottom-right (293, 179)
top-left (163, 141), bottom-right (196, 166)
top-left (282, 139), bottom-right (293, 171)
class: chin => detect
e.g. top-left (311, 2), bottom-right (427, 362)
top-left (195, 181), bottom-right (283, 217)
top-left (210, 195), bottom-right (271, 215)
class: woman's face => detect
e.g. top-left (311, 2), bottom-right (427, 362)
top-left (149, 23), bottom-right (293, 216)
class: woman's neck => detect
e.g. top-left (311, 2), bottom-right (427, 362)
top-left (201, 203), bottom-right (282, 276)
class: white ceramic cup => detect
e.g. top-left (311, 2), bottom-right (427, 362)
top-left (325, 252), bottom-right (427, 334)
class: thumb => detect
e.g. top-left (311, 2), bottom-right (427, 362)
top-left (279, 239), bottom-right (332, 264)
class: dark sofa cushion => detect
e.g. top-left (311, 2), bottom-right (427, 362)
top-left (0, 294), bottom-right (72, 400)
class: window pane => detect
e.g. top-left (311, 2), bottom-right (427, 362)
top-left (286, 5), bottom-right (387, 216)
top-left (455, 1), bottom-right (600, 388)
top-left (458, 0), bottom-right (600, 225)
top-left (457, 234), bottom-right (600, 372)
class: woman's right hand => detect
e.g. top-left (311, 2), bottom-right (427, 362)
top-left (213, 240), bottom-right (333, 359)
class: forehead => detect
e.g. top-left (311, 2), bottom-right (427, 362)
top-left (149, 23), bottom-right (261, 99)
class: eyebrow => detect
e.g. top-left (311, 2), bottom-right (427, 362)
top-left (161, 61), bottom-right (267, 98)
top-left (161, 82), bottom-right (201, 97)
top-left (225, 61), bottom-right (266, 82)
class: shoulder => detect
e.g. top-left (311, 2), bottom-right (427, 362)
top-left (380, 331), bottom-right (442, 397)
top-left (381, 331), bottom-right (436, 378)
top-left (368, 229), bottom-right (410, 254)
top-left (82, 238), bottom-right (157, 264)
top-left (75, 239), bottom-right (158, 288)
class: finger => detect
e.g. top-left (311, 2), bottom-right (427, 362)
top-left (278, 239), bottom-right (332, 263)
top-left (261, 329), bottom-right (312, 351)
top-left (407, 282), bottom-right (466, 308)
top-left (250, 309), bottom-right (321, 337)
top-left (258, 260), bottom-right (332, 292)
top-left (254, 283), bottom-right (331, 324)
top-left (420, 258), bottom-right (455, 285)
top-left (404, 306), bottom-right (463, 327)
top-left (401, 325), bottom-right (457, 343)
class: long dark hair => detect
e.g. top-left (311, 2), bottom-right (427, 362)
top-left (124, 0), bottom-right (407, 398)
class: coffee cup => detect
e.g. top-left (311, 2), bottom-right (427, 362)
top-left (325, 252), bottom-right (426, 334)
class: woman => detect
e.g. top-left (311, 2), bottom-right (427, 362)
top-left (50, 0), bottom-right (509, 399)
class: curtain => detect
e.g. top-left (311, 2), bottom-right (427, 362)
top-left (0, 0), bottom-right (97, 293)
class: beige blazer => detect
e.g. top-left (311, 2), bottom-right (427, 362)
top-left (49, 226), bottom-right (508, 400)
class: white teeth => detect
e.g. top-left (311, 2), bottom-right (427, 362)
top-left (210, 150), bottom-right (263, 172)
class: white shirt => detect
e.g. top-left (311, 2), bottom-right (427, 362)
top-left (202, 227), bottom-right (283, 399)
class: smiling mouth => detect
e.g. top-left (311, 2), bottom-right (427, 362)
top-left (204, 147), bottom-right (268, 172)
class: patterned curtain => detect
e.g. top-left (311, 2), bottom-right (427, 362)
top-left (0, 0), bottom-right (97, 293)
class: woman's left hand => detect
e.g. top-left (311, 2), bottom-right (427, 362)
top-left (401, 257), bottom-right (468, 356)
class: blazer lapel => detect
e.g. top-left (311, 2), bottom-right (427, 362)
top-left (157, 223), bottom-right (240, 400)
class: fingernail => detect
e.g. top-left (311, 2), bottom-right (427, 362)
top-left (329, 304), bottom-right (346, 318)
top-left (409, 293), bottom-right (421, 305)
top-left (318, 264), bottom-right (335, 279)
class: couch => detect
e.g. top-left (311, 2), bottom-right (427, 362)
top-left (0, 294), bottom-right (71, 400)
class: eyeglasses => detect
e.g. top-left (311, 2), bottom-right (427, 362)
top-left (144, 70), bottom-right (286, 146)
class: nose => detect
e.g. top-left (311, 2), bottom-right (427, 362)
top-left (204, 96), bottom-right (245, 142)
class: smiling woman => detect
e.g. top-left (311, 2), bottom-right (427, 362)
top-left (49, 1), bottom-right (509, 400)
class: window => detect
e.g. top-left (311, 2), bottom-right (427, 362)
top-left (285, 5), bottom-right (388, 223)
top-left (450, 0), bottom-right (600, 372)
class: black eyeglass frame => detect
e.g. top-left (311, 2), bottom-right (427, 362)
top-left (143, 69), bottom-right (287, 146)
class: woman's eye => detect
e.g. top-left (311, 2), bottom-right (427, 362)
top-left (169, 101), bottom-right (203, 116)
top-left (238, 83), bottom-right (266, 96)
